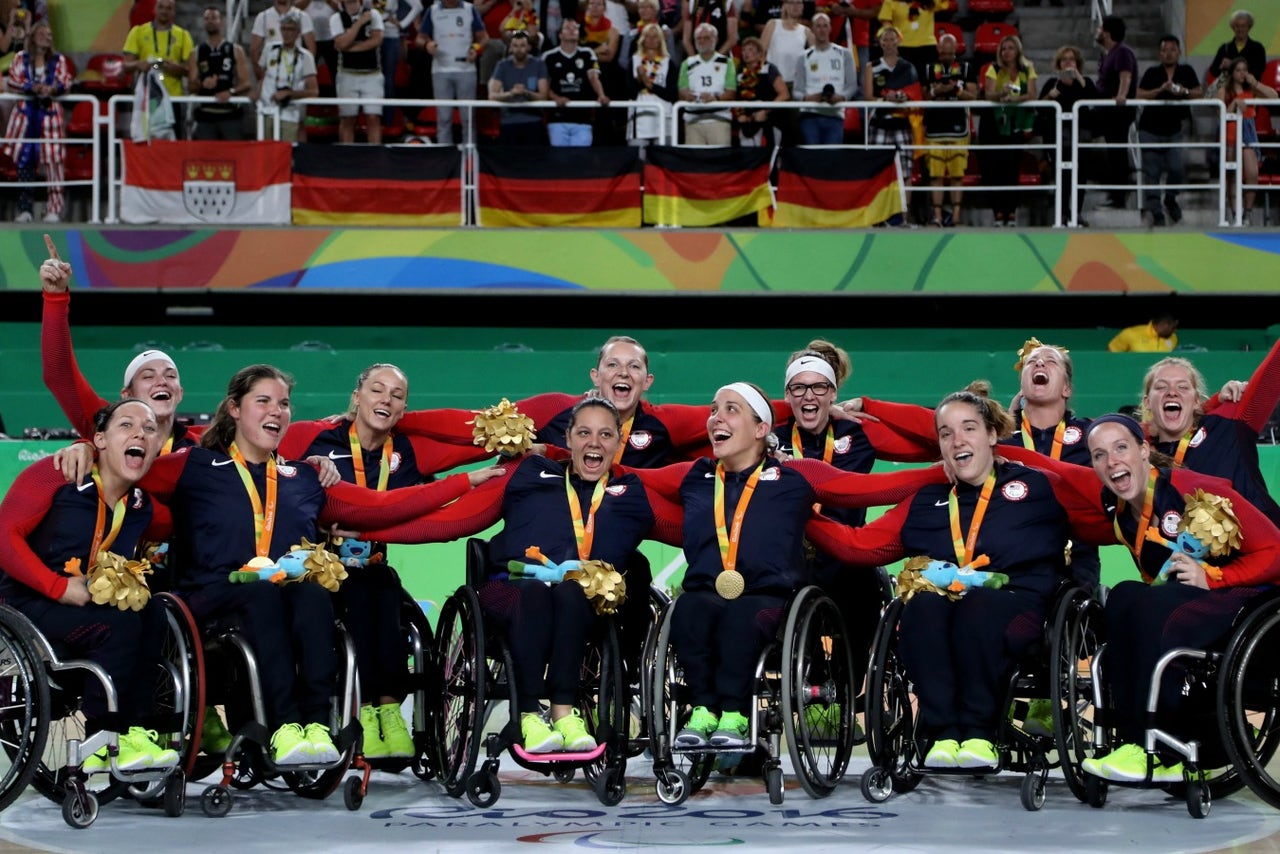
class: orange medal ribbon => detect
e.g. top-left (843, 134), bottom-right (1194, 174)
top-left (229, 442), bottom-right (278, 558)
top-left (348, 422), bottom-right (392, 492)
top-left (948, 470), bottom-right (995, 566)
top-left (565, 469), bottom-right (608, 560)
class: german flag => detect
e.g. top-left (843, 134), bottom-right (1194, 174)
top-left (771, 148), bottom-right (902, 228)
top-left (477, 147), bottom-right (641, 228)
top-left (291, 144), bottom-right (463, 226)
top-left (642, 147), bottom-right (773, 228)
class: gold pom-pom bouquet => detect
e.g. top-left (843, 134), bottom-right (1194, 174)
top-left (66, 551), bottom-right (153, 612)
top-left (468, 398), bottom-right (535, 456)
top-left (1144, 489), bottom-right (1242, 584)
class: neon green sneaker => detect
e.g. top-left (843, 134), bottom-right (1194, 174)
top-left (1151, 759), bottom-right (1185, 784)
top-left (270, 722), bottom-right (311, 765)
top-left (305, 722), bottom-right (341, 764)
top-left (81, 746), bottom-right (112, 775)
top-left (710, 710), bottom-right (751, 747)
top-left (957, 738), bottom-right (998, 769)
top-left (377, 703), bottom-right (416, 758)
top-left (521, 712), bottom-right (563, 753)
top-left (676, 706), bottom-right (719, 747)
top-left (1095, 743), bottom-right (1150, 782)
top-left (553, 709), bottom-right (597, 752)
top-left (201, 707), bottom-right (233, 755)
top-left (103, 729), bottom-right (157, 772)
top-left (803, 702), bottom-right (841, 740)
top-left (924, 738), bottom-right (960, 768)
top-left (360, 705), bottom-right (389, 758)
top-left (1023, 698), bottom-right (1054, 737)
top-left (126, 727), bottom-right (179, 768)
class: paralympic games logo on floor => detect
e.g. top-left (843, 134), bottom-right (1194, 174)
top-left (369, 803), bottom-right (901, 845)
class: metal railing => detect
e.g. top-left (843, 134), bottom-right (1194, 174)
top-left (0, 93), bottom-right (102, 222)
top-left (8, 90), bottom-right (1268, 228)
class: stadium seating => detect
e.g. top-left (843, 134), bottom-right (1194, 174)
top-left (76, 53), bottom-right (133, 99)
top-left (973, 21), bottom-right (1018, 60)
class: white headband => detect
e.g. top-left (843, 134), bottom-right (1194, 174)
top-left (784, 355), bottom-right (838, 388)
top-left (123, 349), bottom-right (177, 388)
top-left (719, 382), bottom-right (772, 429)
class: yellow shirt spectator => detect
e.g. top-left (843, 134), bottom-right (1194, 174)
top-left (1108, 316), bottom-right (1179, 353)
top-left (878, 0), bottom-right (951, 50)
top-left (124, 22), bottom-right (194, 99)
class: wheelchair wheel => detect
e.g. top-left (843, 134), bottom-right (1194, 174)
top-left (648, 599), bottom-right (712, 802)
top-left (0, 605), bottom-right (51, 812)
top-left (782, 587), bottom-right (856, 799)
top-left (434, 586), bottom-right (485, 798)
top-left (1049, 587), bottom-right (1104, 803)
top-left (578, 619), bottom-right (628, 804)
top-left (863, 597), bottom-right (920, 796)
top-left (1216, 596), bottom-right (1280, 808)
top-left (628, 584), bottom-right (671, 759)
top-left (284, 626), bottom-right (358, 801)
top-left (398, 590), bottom-right (437, 781)
top-left (153, 594), bottom-right (206, 779)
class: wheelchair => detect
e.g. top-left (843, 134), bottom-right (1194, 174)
top-left (647, 584), bottom-right (860, 806)
top-left (0, 603), bottom-right (51, 814)
top-left (1080, 586), bottom-right (1280, 818)
top-left (196, 604), bottom-right (367, 817)
top-left (364, 585), bottom-right (438, 782)
top-left (860, 579), bottom-right (1103, 812)
top-left (432, 538), bottom-right (629, 807)
top-left (0, 592), bottom-right (204, 828)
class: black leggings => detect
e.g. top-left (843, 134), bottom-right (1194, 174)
top-left (669, 589), bottom-right (786, 714)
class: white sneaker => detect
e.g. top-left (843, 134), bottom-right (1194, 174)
top-left (15, 211), bottom-right (32, 223)
top-left (42, 212), bottom-right (61, 224)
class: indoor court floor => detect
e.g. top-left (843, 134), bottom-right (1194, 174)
top-left (3, 745), bottom-right (1280, 853)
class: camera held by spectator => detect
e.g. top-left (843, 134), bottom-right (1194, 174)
top-left (821, 83), bottom-right (836, 104)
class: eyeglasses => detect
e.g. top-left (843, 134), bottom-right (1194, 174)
top-left (786, 381), bottom-right (834, 398)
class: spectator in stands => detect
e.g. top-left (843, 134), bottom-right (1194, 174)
top-left (864, 24), bottom-right (916, 222)
top-left (1217, 56), bottom-right (1276, 227)
top-left (876, 0), bottom-right (947, 83)
top-left (793, 13), bottom-right (857, 145)
top-left (379, 0), bottom-right (424, 126)
top-left (4, 19), bottom-right (72, 224)
top-left (543, 19), bottom-right (609, 145)
top-left (923, 31), bottom-right (975, 227)
top-left (678, 22), bottom-right (736, 146)
top-left (732, 34), bottom-right (787, 147)
top-left (628, 22), bottom-right (676, 152)
top-left (623, 0), bottom-right (674, 71)
top-left (1107, 311), bottom-right (1178, 353)
top-left (847, 0), bottom-right (883, 66)
top-left (980, 33), bottom-right (1036, 228)
top-left (1208, 9), bottom-right (1266, 90)
top-left (252, 0), bottom-right (318, 78)
top-left (189, 6), bottom-right (252, 141)
top-left (580, 0), bottom-right (626, 144)
top-left (489, 28), bottom-right (550, 144)
top-left (1136, 35), bottom-right (1202, 228)
top-left (123, 0), bottom-right (193, 128)
top-left (332, 0), bottom-right (385, 144)
top-left (681, 0), bottom-right (737, 63)
top-left (256, 10), bottom-right (320, 142)
top-left (1091, 14), bottom-right (1137, 211)
top-left (298, 0), bottom-right (340, 89)
top-left (0, 1), bottom-right (46, 78)
top-left (1038, 44), bottom-right (1096, 224)
top-left (502, 0), bottom-right (542, 49)
top-left (419, 0), bottom-right (488, 146)
top-left (760, 0), bottom-right (811, 144)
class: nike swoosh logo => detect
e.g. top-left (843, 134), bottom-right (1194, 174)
top-left (212, 459), bottom-right (235, 467)
top-left (705, 472), bottom-right (715, 478)
top-left (328, 451), bottom-right (353, 460)
top-left (77, 481), bottom-right (95, 492)
top-left (539, 471), bottom-right (560, 479)
top-left (934, 499), bottom-right (949, 507)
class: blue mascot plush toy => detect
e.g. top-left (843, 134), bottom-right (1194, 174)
top-left (507, 559), bottom-right (580, 584)
top-left (1153, 530), bottom-right (1208, 585)
top-left (921, 559), bottom-right (1009, 594)
top-left (229, 550), bottom-right (310, 584)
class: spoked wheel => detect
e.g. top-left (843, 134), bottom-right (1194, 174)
top-left (864, 598), bottom-right (920, 796)
top-left (1217, 597), bottom-right (1280, 808)
top-left (154, 593), bottom-right (206, 780)
top-left (578, 619), bottom-right (628, 795)
top-left (0, 605), bottom-right (51, 813)
top-left (434, 588), bottom-right (485, 799)
top-left (782, 587), bottom-right (856, 799)
top-left (628, 585), bottom-right (670, 759)
top-left (400, 588), bottom-right (438, 782)
top-left (1050, 589), bottom-right (1104, 803)
top-left (648, 599), bottom-right (714, 800)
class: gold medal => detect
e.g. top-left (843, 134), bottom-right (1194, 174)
top-left (715, 569), bottom-right (744, 600)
